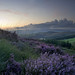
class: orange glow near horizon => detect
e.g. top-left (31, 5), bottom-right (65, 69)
top-left (0, 13), bottom-right (52, 29)
top-left (0, 14), bottom-right (28, 29)
top-left (0, 12), bottom-right (75, 29)
top-left (0, 0), bottom-right (75, 29)
top-left (0, 12), bottom-right (29, 29)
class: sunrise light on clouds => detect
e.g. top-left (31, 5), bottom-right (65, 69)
top-left (0, 0), bottom-right (75, 29)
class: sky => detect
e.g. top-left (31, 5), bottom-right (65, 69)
top-left (0, 0), bottom-right (75, 29)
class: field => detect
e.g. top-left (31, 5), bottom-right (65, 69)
top-left (62, 38), bottom-right (75, 43)
top-left (62, 38), bottom-right (75, 50)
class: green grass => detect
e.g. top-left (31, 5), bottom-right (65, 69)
top-left (0, 39), bottom-right (38, 62)
top-left (62, 38), bottom-right (75, 49)
top-left (62, 38), bottom-right (75, 43)
top-left (62, 48), bottom-right (75, 55)
top-left (19, 41), bottom-right (39, 59)
top-left (0, 39), bottom-right (39, 72)
top-left (0, 39), bottom-right (26, 62)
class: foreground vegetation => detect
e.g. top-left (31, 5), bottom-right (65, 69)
top-left (0, 29), bottom-right (75, 75)
top-left (0, 38), bottom-right (75, 75)
top-left (42, 38), bottom-right (75, 55)
top-left (0, 39), bottom-right (39, 74)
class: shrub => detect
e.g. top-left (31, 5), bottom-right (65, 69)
top-left (23, 53), bottom-right (75, 75)
top-left (36, 44), bottom-right (64, 55)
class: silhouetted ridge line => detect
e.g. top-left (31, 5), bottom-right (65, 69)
top-left (0, 29), bottom-right (18, 42)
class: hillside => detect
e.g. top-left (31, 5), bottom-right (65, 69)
top-left (63, 38), bottom-right (75, 43)
top-left (0, 29), bottom-right (75, 75)
top-left (62, 38), bottom-right (75, 50)
top-left (0, 29), bottom-right (18, 42)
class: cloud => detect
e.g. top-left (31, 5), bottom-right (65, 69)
top-left (0, 9), bottom-right (27, 16)
top-left (16, 18), bottom-right (75, 30)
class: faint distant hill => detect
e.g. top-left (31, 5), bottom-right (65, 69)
top-left (20, 31), bottom-right (75, 40)
top-left (0, 29), bottom-right (18, 41)
top-left (7, 18), bottom-right (75, 35)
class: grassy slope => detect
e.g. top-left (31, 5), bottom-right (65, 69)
top-left (0, 39), bottom-right (38, 62)
top-left (0, 38), bottom-right (75, 72)
top-left (62, 48), bottom-right (75, 55)
top-left (0, 39), bottom-right (39, 72)
top-left (63, 38), bottom-right (75, 43)
top-left (61, 38), bottom-right (75, 55)
top-left (0, 39), bottom-right (24, 62)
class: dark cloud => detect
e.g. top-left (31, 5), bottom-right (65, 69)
top-left (13, 19), bottom-right (75, 34)
top-left (28, 19), bottom-right (75, 29)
